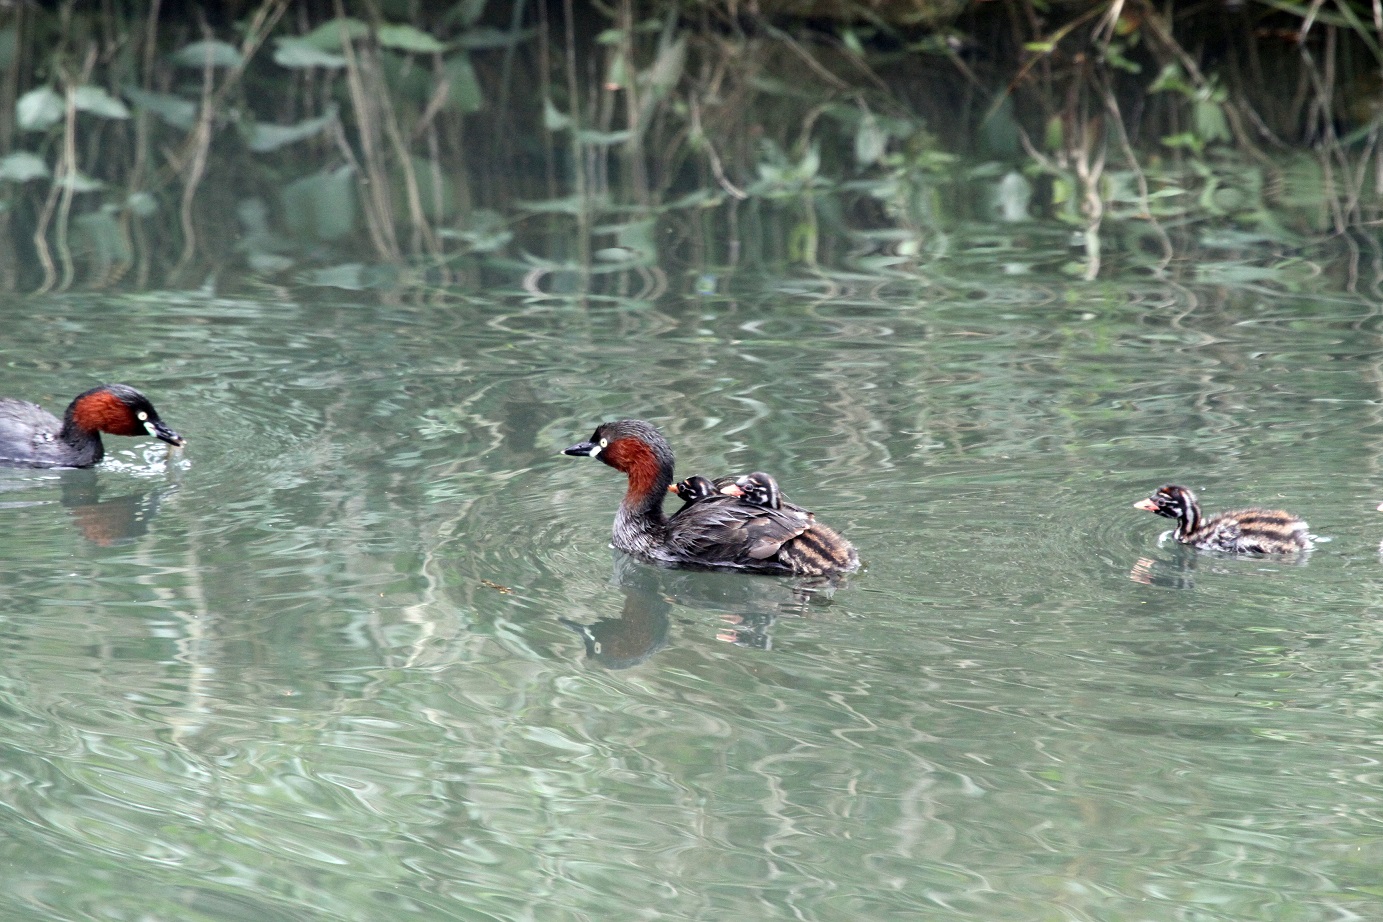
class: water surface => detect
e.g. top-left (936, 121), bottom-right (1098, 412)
top-left (1, 280), bottom-right (1382, 920)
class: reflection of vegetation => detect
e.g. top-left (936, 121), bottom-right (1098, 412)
top-left (0, 1), bottom-right (1378, 292)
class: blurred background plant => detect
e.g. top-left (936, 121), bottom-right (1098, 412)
top-left (0, 0), bottom-right (1378, 294)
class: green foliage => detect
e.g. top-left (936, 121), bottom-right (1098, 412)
top-left (243, 108), bottom-right (338, 153)
top-left (171, 40), bottom-right (243, 68)
top-left (17, 87), bottom-right (64, 131)
top-left (0, 152), bottom-right (49, 182)
top-left (0, 1), bottom-right (1377, 293)
top-left (283, 168), bottom-right (358, 242)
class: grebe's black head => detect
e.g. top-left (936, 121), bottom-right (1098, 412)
top-left (68, 384), bottom-right (185, 447)
top-left (670, 475), bottom-right (719, 503)
top-left (1134, 484), bottom-right (1197, 523)
top-left (731, 471), bottom-right (782, 510)
top-left (563, 419), bottom-right (672, 470)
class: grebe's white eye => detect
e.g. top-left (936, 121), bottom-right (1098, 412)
top-left (599, 437), bottom-right (608, 448)
top-left (137, 411), bottom-right (148, 421)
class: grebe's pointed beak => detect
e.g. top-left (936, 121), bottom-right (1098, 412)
top-left (563, 440), bottom-right (600, 457)
top-left (147, 419), bottom-right (186, 447)
top-left (720, 483), bottom-right (744, 496)
top-left (1133, 498), bottom-right (1157, 512)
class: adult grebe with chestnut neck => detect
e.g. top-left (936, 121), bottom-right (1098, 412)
top-left (0, 384), bottom-right (184, 468)
top-left (563, 419), bottom-right (859, 577)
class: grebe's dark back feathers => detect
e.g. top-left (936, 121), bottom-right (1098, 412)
top-left (662, 493), bottom-right (813, 566)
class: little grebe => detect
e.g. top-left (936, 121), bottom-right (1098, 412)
top-left (1134, 484), bottom-right (1311, 554)
top-left (0, 384), bottom-right (185, 468)
top-left (564, 419), bottom-right (860, 576)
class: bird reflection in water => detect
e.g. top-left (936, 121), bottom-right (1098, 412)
top-left (560, 551), bottom-right (840, 667)
top-left (559, 585), bottom-right (672, 670)
top-left (1128, 554), bottom-right (1198, 590)
top-left (60, 471), bottom-right (169, 545)
top-left (0, 469), bottom-right (169, 546)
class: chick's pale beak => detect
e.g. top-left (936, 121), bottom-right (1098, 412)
top-left (1133, 498), bottom-right (1157, 512)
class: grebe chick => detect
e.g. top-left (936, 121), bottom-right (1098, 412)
top-left (724, 471), bottom-right (785, 509)
top-left (669, 474), bottom-right (737, 512)
top-left (725, 471), bottom-right (858, 573)
top-left (564, 419), bottom-right (859, 576)
top-left (0, 384), bottom-right (184, 468)
top-left (1134, 484), bottom-right (1311, 554)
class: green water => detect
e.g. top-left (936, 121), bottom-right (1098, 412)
top-left (1, 280), bottom-right (1382, 920)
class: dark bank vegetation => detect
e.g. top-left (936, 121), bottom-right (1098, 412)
top-left (0, 0), bottom-right (1380, 296)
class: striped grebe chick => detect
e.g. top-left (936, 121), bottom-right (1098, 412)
top-left (722, 471), bottom-right (856, 574)
top-left (668, 474), bottom-right (737, 512)
top-left (1134, 484), bottom-right (1311, 554)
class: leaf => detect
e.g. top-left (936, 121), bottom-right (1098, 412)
top-left (123, 86), bottom-right (197, 129)
top-left (17, 86), bottom-right (64, 131)
top-left (1149, 62), bottom-right (1192, 97)
top-left (126, 191), bottom-right (158, 216)
top-left (446, 0), bottom-right (488, 29)
top-left (55, 170), bottom-right (103, 192)
top-left (574, 128), bottom-right (632, 146)
top-left (854, 112), bottom-right (887, 166)
top-left (301, 263), bottom-right (371, 289)
top-left (273, 37), bottom-right (346, 69)
top-left (1193, 99), bottom-right (1230, 144)
top-left (74, 208), bottom-right (130, 265)
top-left (377, 24), bottom-right (447, 54)
top-left (393, 155), bottom-right (456, 222)
top-left (543, 98), bottom-right (572, 131)
top-left (72, 86), bottom-right (130, 119)
top-left (282, 166), bottom-right (357, 241)
top-left (172, 40), bottom-right (243, 68)
top-left (300, 17), bottom-right (369, 50)
top-left (456, 27), bottom-right (536, 50)
top-left (247, 251), bottom-right (295, 273)
top-left (0, 151), bottom-right (49, 182)
top-left (243, 107), bottom-right (337, 152)
top-left (445, 54), bottom-right (483, 113)
top-left (448, 208), bottom-right (511, 252)
top-left (642, 36), bottom-right (685, 100)
top-left (517, 193), bottom-right (602, 215)
top-left (615, 217), bottom-right (656, 259)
